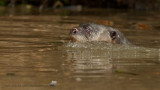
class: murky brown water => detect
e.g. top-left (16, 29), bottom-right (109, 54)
top-left (0, 11), bottom-right (160, 90)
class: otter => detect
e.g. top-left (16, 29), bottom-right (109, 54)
top-left (70, 23), bottom-right (131, 44)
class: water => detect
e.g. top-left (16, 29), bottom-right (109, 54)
top-left (0, 11), bottom-right (160, 90)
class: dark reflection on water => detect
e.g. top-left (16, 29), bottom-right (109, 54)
top-left (0, 11), bottom-right (160, 90)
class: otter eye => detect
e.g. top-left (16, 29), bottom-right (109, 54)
top-left (110, 31), bottom-right (117, 39)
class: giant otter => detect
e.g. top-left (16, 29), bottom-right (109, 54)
top-left (70, 23), bottom-right (131, 44)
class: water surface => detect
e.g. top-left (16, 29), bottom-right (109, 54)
top-left (0, 11), bottom-right (160, 90)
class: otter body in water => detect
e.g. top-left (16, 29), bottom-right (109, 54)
top-left (70, 23), bottom-right (131, 44)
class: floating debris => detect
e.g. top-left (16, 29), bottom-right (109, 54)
top-left (115, 70), bottom-right (138, 76)
top-left (76, 77), bottom-right (82, 82)
top-left (50, 81), bottom-right (57, 86)
top-left (137, 23), bottom-right (151, 30)
top-left (6, 72), bottom-right (15, 76)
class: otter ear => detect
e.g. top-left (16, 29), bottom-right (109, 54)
top-left (110, 31), bottom-right (116, 39)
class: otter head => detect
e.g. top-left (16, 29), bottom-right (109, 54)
top-left (70, 23), bottom-right (130, 44)
top-left (70, 24), bottom-right (93, 42)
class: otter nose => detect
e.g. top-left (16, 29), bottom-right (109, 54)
top-left (71, 28), bottom-right (78, 34)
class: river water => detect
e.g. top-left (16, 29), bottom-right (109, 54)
top-left (0, 10), bottom-right (160, 90)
